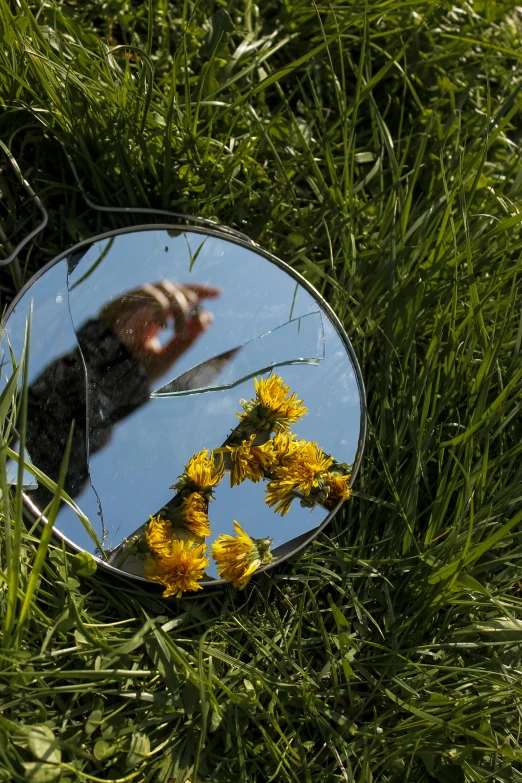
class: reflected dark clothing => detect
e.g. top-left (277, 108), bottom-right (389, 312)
top-left (26, 319), bottom-right (150, 504)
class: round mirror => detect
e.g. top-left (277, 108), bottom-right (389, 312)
top-left (2, 226), bottom-right (365, 594)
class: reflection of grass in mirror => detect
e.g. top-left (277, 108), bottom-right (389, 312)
top-left (68, 237), bottom-right (114, 291)
top-left (183, 232), bottom-right (208, 272)
top-left (2, 0), bottom-right (522, 780)
top-left (288, 282), bottom-right (299, 321)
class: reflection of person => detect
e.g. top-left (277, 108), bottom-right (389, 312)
top-left (26, 281), bottom-right (221, 504)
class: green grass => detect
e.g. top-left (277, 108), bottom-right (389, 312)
top-left (2, 0), bottom-right (522, 780)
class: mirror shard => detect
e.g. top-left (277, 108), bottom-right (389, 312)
top-left (151, 311), bottom-right (325, 397)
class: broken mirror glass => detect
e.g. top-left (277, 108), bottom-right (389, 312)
top-left (1, 227), bottom-right (365, 593)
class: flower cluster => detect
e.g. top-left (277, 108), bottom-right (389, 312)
top-left (265, 440), bottom-right (334, 515)
top-left (222, 434), bottom-right (277, 487)
top-left (143, 449), bottom-right (219, 598)
top-left (262, 437), bottom-right (352, 517)
top-left (143, 373), bottom-right (352, 597)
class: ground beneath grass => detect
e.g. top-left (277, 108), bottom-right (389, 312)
top-left (1, 1), bottom-right (522, 781)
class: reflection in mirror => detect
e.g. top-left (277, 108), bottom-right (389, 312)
top-left (152, 310), bottom-right (325, 396)
top-left (0, 260), bottom-right (109, 552)
top-left (1, 228), bottom-right (364, 592)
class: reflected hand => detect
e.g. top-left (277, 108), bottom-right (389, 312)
top-left (98, 281), bottom-right (221, 382)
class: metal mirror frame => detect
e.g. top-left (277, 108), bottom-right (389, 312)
top-left (5, 223), bottom-right (367, 588)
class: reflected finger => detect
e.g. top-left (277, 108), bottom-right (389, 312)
top-left (140, 283), bottom-right (171, 312)
top-left (153, 280), bottom-right (193, 330)
top-left (181, 283), bottom-right (222, 300)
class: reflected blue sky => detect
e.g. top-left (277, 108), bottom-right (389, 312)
top-left (2, 229), bottom-right (363, 579)
top-left (1, 261), bottom-right (76, 382)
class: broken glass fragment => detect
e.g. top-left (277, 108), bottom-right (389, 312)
top-left (151, 311), bottom-right (325, 397)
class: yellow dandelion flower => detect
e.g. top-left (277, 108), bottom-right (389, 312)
top-left (226, 435), bottom-right (277, 486)
top-left (211, 521), bottom-right (273, 589)
top-left (173, 449), bottom-right (225, 494)
top-left (323, 472), bottom-right (352, 510)
top-left (270, 431), bottom-right (302, 464)
top-left (145, 515), bottom-right (173, 556)
top-left (238, 374), bottom-right (308, 431)
top-left (276, 440), bottom-right (334, 492)
top-left (266, 489), bottom-right (295, 516)
top-left (265, 440), bottom-right (334, 515)
top-left (185, 449), bottom-right (225, 488)
top-left (144, 539), bottom-right (209, 598)
top-left (265, 483), bottom-right (295, 516)
top-left (181, 492), bottom-right (211, 537)
top-left (255, 374), bottom-right (308, 427)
